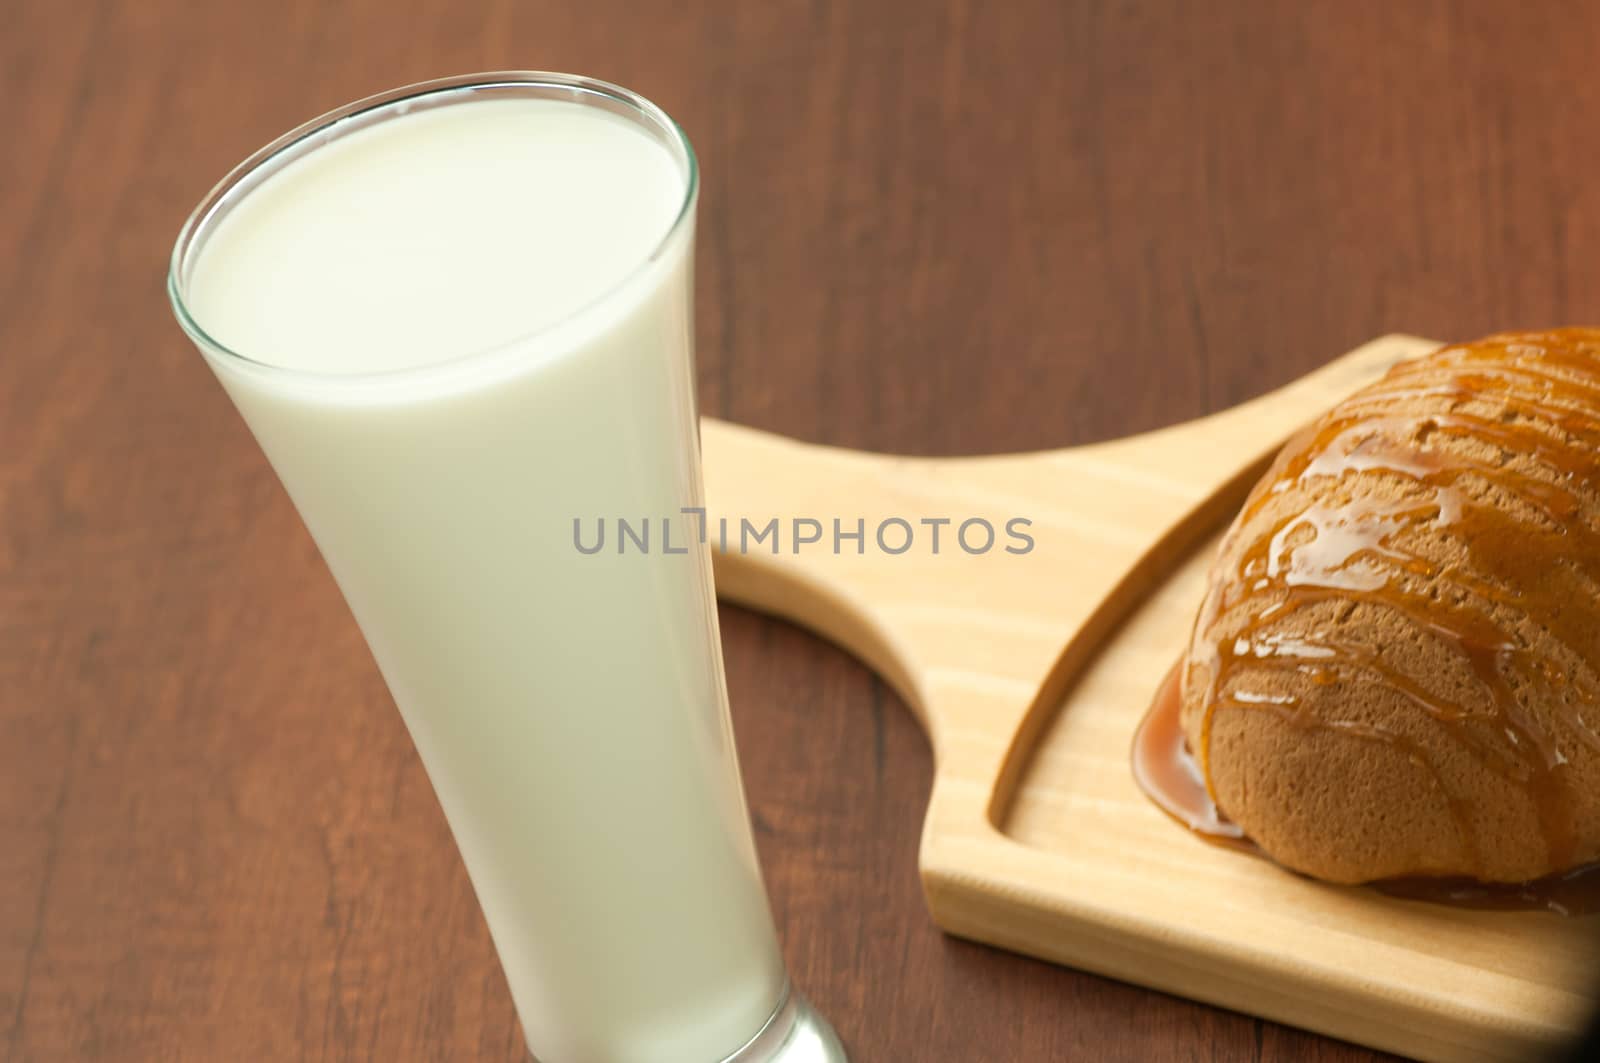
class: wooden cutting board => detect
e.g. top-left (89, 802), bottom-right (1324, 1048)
top-left (701, 334), bottom-right (1599, 1063)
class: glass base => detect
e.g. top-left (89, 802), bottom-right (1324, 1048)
top-left (720, 984), bottom-right (848, 1063)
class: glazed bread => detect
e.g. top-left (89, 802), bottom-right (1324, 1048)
top-left (1180, 329), bottom-right (1600, 884)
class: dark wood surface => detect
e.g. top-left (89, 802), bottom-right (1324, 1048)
top-left (5, 1), bottom-right (1597, 1059)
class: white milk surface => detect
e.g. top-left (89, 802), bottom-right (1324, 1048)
top-left (184, 95), bottom-right (786, 1062)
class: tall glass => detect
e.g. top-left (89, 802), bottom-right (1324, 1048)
top-left (167, 73), bottom-right (845, 1063)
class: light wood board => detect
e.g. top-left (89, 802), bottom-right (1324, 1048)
top-left (701, 334), bottom-right (1599, 1062)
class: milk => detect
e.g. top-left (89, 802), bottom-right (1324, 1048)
top-left (177, 93), bottom-right (786, 1062)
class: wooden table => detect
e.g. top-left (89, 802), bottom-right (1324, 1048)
top-left (6, 2), bottom-right (1598, 1059)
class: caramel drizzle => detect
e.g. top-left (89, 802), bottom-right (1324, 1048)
top-left (1187, 331), bottom-right (1600, 877)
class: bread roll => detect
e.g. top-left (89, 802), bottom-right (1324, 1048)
top-left (1180, 329), bottom-right (1600, 884)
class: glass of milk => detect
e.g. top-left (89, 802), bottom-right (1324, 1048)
top-left (167, 72), bottom-right (846, 1063)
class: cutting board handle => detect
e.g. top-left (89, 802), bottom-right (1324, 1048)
top-left (700, 420), bottom-right (933, 720)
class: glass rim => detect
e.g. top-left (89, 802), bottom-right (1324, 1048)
top-left (166, 70), bottom-right (700, 388)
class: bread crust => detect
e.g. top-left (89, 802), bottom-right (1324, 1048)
top-left (1181, 330), bottom-right (1600, 884)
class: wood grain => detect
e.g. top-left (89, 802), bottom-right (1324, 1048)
top-left (5, 1), bottom-right (1600, 1060)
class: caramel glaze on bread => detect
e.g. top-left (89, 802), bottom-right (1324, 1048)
top-left (1180, 330), bottom-right (1600, 884)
